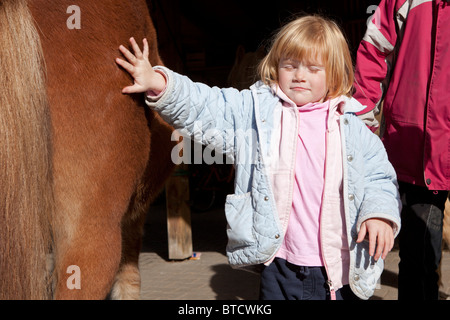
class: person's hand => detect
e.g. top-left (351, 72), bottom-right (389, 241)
top-left (116, 37), bottom-right (166, 94)
top-left (356, 218), bottom-right (394, 261)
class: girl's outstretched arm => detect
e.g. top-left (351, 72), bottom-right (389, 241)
top-left (116, 37), bottom-right (166, 95)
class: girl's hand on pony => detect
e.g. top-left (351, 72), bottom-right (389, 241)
top-left (116, 37), bottom-right (166, 95)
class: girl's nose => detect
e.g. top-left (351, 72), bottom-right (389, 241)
top-left (294, 67), bottom-right (306, 81)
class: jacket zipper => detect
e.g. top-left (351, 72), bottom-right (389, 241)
top-left (327, 280), bottom-right (337, 300)
top-left (319, 128), bottom-right (337, 300)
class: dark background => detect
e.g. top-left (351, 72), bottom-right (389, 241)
top-left (147, 0), bottom-right (376, 86)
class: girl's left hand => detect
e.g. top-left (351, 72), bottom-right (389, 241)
top-left (356, 218), bottom-right (394, 261)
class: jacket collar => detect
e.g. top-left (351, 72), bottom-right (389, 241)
top-left (267, 83), bottom-right (364, 114)
top-left (269, 84), bottom-right (365, 129)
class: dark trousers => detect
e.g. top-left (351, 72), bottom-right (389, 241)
top-left (259, 258), bottom-right (358, 300)
top-left (398, 182), bottom-right (448, 300)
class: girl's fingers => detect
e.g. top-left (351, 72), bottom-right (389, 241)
top-left (385, 229), bottom-right (394, 259)
top-left (118, 38), bottom-right (149, 66)
top-left (119, 45), bottom-right (137, 64)
top-left (115, 58), bottom-right (134, 73)
top-left (369, 231), bottom-right (377, 259)
top-left (376, 229), bottom-right (394, 261)
top-left (356, 222), bottom-right (367, 243)
top-left (122, 83), bottom-right (146, 94)
top-left (373, 233), bottom-right (384, 261)
top-left (122, 85), bottom-right (137, 94)
top-left (129, 37), bottom-right (143, 59)
top-left (142, 38), bottom-right (149, 59)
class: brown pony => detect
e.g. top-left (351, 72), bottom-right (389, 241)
top-left (0, 0), bottom-right (175, 299)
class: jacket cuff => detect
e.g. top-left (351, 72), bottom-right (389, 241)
top-left (145, 67), bottom-right (168, 102)
top-left (356, 213), bottom-right (401, 238)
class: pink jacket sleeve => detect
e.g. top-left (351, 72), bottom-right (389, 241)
top-left (354, 0), bottom-right (399, 130)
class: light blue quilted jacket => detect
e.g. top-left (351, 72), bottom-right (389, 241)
top-left (146, 67), bottom-right (401, 299)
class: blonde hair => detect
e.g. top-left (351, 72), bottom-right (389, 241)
top-left (258, 15), bottom-right (354, 99)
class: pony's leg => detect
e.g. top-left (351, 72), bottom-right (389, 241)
top-left (110, 206), bottom-right (147, 300)
top-left (52, 212), bottom-right (123, 300)
top-left (110, 113), bottom-right (176, 300)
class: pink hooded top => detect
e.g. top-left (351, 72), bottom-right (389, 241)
top-left (268, 86), bottom-right (349, 290)
top-left (276, 100), bottom-right (329, 266)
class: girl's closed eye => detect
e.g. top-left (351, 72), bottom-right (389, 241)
top-left (308, 65), bottom-right (325, 73)
top-left (280, 59), bottom-right (324, 74)
top-left (283, 64), bottom-right (294, 71)
top-left (280, 59), bottom-right (297, 71)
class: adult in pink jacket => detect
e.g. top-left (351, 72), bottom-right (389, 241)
top-left (354, 0), bottom-right (449, 299)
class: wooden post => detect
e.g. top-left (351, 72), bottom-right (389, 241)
top-left (165, 163), bottom-right (193, 260)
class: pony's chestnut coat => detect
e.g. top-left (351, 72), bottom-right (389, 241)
top-left (0, 0), bottom-right (175, 299)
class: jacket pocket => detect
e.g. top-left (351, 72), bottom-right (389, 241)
top-left (224, 192), bottom-right (255, 249)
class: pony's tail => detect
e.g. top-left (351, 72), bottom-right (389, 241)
top-left (0, 0), bottom-right (53, 299)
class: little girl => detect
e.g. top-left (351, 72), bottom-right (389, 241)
top-left (116, 15), bottom-right (401, 300)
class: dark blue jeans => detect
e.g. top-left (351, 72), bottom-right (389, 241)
top-left (259, 258), bottom-right (358, 300)
top-left (398, 182), bottom-right (448, 300)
